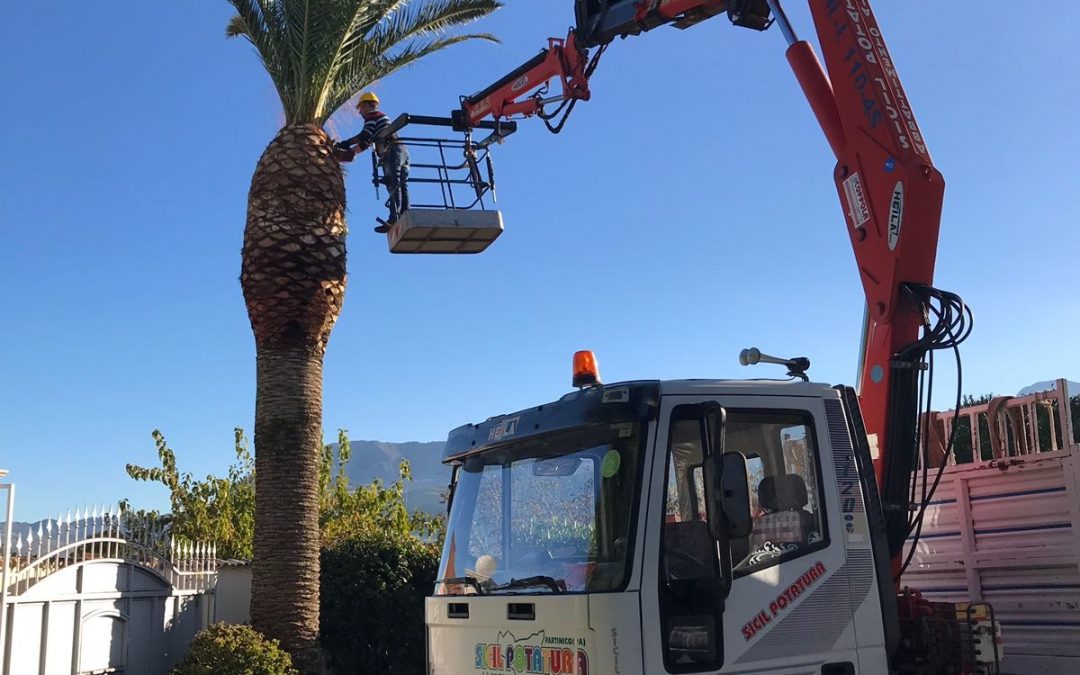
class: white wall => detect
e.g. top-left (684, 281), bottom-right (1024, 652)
top-left (214, 565), bottom-right (252, 624)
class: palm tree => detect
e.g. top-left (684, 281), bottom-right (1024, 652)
top-left (222, 1), bottom-right (500, 669)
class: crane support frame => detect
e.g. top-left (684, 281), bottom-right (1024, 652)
top-left (459, 31), bottom-right (591, 128)
top-left (796, 0), bottom-right (946, 563)
top-left (453, 0), bottom-right (955, 572)
top-left (574, 0), bottom-right (772, 47)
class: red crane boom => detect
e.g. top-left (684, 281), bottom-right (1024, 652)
top-left (458, 31), bottom-right (591, 128)
top-left (455, 0), bottom-right (966, 577)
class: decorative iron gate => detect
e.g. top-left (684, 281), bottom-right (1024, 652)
top-left (2, 507), bottom-right (218, 674)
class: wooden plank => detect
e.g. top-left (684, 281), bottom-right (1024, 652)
top-left (955, 473), bottom-right (982, 599)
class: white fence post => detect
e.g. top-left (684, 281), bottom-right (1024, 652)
top-left (954, 472), bottom-right (982, 600)
top-left (1, 477), bottom-right (14, 670)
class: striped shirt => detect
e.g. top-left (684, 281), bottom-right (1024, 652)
top-left (344, 110), bottom-right (397, 156)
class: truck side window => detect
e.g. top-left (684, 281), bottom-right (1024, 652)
top-left (658, 412), bottom-right (721, 672)
top-left (728, 412), bottom-right (826, 573)
top-left (662, 418), bottom-right (717, 582)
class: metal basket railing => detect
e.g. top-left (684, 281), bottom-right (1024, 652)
top-left (367, 113), bottom-right (517, 213)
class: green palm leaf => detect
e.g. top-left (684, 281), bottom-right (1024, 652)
top-left (225, 0), bottom-right (502, 125)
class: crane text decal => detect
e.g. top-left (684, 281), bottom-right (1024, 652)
top-left (825, 0), bottom-right (928, 158)
top-left (741, 561), bottom-right (828, 641)
top-left (887, 181), bottom-right (904, 251)
top-left (471, 98), bottom-right (492, 117)
top-left (842, 173), bottom-right (870, 228)
top-left (474, 630), bottom-right (589, 674)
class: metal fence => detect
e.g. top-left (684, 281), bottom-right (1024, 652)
top-left (2, 504), bottom-right (220, 674)
top-left (4, 507), bottom-right (216, 597)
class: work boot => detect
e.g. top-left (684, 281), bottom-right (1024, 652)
top-left (374, 217), bottom-right (393, 234)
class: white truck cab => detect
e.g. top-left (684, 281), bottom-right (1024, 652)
top-left (424, 373), bottom-right (941, 674)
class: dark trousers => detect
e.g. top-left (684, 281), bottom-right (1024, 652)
top-left (380, 145), bottom-right (410, 221)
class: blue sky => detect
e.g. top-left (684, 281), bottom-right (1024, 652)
top-left (2, 2), bottom-right (1078, 521)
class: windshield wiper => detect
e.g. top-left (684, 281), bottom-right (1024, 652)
top-left (491, 575), bottom-right (565, 594)
top-left (435, 576), bottom-right (486, 595)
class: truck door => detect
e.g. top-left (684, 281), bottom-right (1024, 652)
top-left (641, 394), bottom-right (884, 674)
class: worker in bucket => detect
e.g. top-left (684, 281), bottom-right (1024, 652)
top-left (335, 92), bottom-right (410, 233)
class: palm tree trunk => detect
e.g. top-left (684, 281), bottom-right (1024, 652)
top-left (241, 123), bottom-right (347, 673)
top-left (251, 346), bottom-right (325, 671)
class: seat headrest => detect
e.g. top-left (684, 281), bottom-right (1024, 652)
top-left (758, 474), bottom-right (809, 511)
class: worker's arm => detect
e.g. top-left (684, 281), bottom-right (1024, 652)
top-left (336, 118), bottom-right (379, 151)
top-left (336, 139), bottom-right (367, 152)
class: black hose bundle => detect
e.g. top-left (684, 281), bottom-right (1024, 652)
top-left (537, 44), bottom-right (608, 134)
top-left (893, 283), bottom-right (973, 579)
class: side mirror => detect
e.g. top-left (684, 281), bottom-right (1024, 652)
top-left (721, 452), bottom-right (753, 538)
top-left (704, 452), bottom-right (753, 541)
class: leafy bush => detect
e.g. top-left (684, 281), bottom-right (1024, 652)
top-left (170, 623), bottom-right (295, 675)
top-left (321, 529), bottom-right (440, 674)
top-left (123, 429), bottom-right (256, 559)
top-left (320, 432), bottom-right (445, 546)
top-left (124, 429), bottom-right (445, 559)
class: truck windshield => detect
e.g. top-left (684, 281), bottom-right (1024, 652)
top-left (435, 421), bottom-right (645, 595)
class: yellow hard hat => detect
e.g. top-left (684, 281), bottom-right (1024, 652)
top-left (358, 91), bottom-right (380, 105)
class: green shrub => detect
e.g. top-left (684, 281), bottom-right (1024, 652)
top-left (170, 623), bottom-right (296, 675)
top-left (321, 529), bottom-right (440, 674)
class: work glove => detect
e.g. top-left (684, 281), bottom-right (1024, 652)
top-left (332, 143), bottom-right (356, 163)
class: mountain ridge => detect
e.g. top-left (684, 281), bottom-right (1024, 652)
top-left (338, 439), bottom-right (449, 515)
top-left (1017, 380), bottom-right (1079, 397)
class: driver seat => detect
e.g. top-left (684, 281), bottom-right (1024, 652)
top-left (750, 474), bottom-right (815, 550)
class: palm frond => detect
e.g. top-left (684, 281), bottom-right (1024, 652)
top-left (313, 1), bottom-right (408, 120)
top-left (225, 15), bottom-right (247, 38)
top-left (322, 0), bottom-right (501, 117)
top-left (225, 0), bottom-right (503, 125)
top-left (318, 0), bottom-right (502, 118)
top-left (366, 0), bottom-right (502, 58)
top-left (225, 0), bottom-right (292, 106)
top-left (327, 33), bottom-right (496, 115)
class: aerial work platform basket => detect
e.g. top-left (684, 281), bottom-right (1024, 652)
top-left (384, 208), bottom-right (504, 254)
top-left (370, 114), bottom-right (516, 254)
